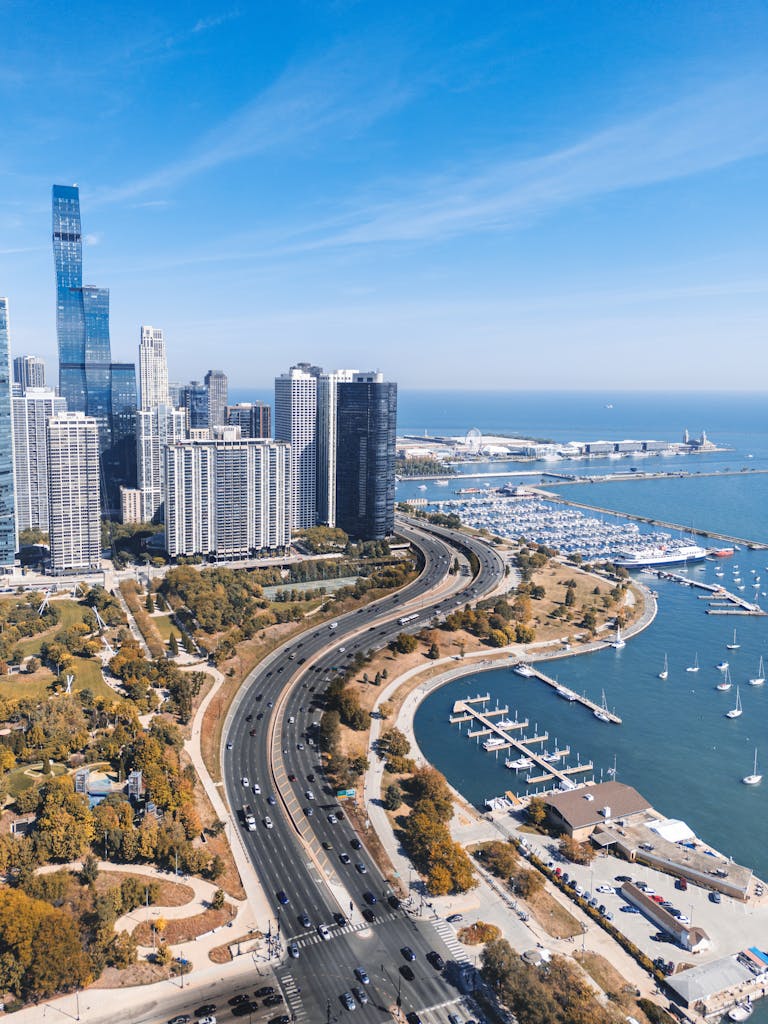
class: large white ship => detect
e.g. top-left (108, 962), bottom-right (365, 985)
top-left (613, 543), bottom-right (709, 568)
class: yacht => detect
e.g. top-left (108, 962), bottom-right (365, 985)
top-left (658, 654), bottom-right (669, 680)
top-left (716, 660), bottom-right (729, 671)
top-left (726, 629), bottom-right (740, 650)
top-left (610, 625), bottom-right (626, 649)
top-left (505, 756), bottom-right (533, 771)
top-left (557, 686), bottom-right (578, 702)
top-left (748, 656), bottom-right (765, 686)
top-left (725, 687), bottom-right (743, 719)
top-left (686, 653), bottom-right (699, 673)
top-left (593, 689), bottom-right (610, 722)
top-left (483, 736), bottom-right (507, 750)
top-left (716, 667), bottom-right (733, 692)
top-left (514, 663), bottom-right (535, 677)
top-left (727, 997), bottom-right (754, 1021)
top-left (742, 749), bottom-right (762, 786)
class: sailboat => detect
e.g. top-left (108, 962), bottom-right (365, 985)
top-left (742, 749), bottom-right (762, 786)
top-left (716, 659), bottom-right (729, 671)
top-left (686, 653), bottom-right (699, 673)
top-left (593, 690), bottom-right (610, 723)
top-left (610, 625), bottom-right (626, 650)
top-left (716, 667), bottom-right (733, 691)
top-left (657, 654), bottom-right (668, 680)
top-left (748, 656), bottom-right (765, 686)
top-left (725, 686), bottom-right (743, 719)
top-left (726, 629), bottom-right (740, 650)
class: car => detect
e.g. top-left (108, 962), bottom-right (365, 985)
top-left (229, 994), bottom-right (250, 1006)
top-left (322, 841), bottom-right (332, 851)
top-left (277, 890), bottom-right (289, 905)
top-left (267, 1017), bottom-right (290, 1024)
top-left (604, 911), bottom-right (614, 921)
top-left (427, 951), bottom-right (445, 971)
top-left (267, 700), bottom-right (273, 707)
top-left (195, 1007), bottom-right (216, 1017)
top-left (387, 895), bottom-right (401, 910)
top-left (341, 992), bottom-right (356, 1011)
top-left (328, 814), bottom-right (338, 824)
top-left (333, 912), bottom-right (347, 926)
top-left (362, 908), bottom-right (375, 922)
top-left (318, 923), bottom-right (330, 940)
top-left (304, 807), bottom-right (314, 817)
top-left (267, 795), bottom-right (277, 805)
top-left (363, 891), bottom-right (377, 905)
top-left (447, 913), bottom-right (463, 924)
top-left (620, 905), bottom-right (639, 913)
top-left (400, 946), bottom-right (416, 962)
top-left (169, 1016), bottom-right (191, 1024)
top-left (710, 891), bottom-right (722, 903)
top-left (264, 816), bottom-right (273, 829)
top-left (406, 1014), bottom-right (423, 1024)
top-left (651, 894), bottom-right (665, 904)
top-left (241, 776), bottom-right (249, 786)
top-left (255, 987), bottom-right (275, 998)
top-left (676, 878), bottom-right (688, 891)
top-left (355, 863), bottom-right (367, 874)
top-left (336, 809), bottom-right (345, 820)
top-left (256, 712), bottom-right (264, 720)
top-left (660, 901), bottom-right (674, 909)
top-left (249, 728), bottom-right (257, 737)
top-left (264, 994), bottom-right (284, 1007)
top-left (675, 914), bottom-right (690, 925)
top-left (354, 966), bottom-right (370, 985)
top-left (615, 875), bottom-right (633, 883)
top-left (252, 783), bottom-right (261, 794)
top-left (350, 838), bottom-right (362, 850)
top-left (288, 773), bottom-right (297, 782)
top-left (399, 965), bottom-right (415, 982)
top-left (641, 885), bottom-right (656, 896)
top-left (353, 986), bottom-right (369, 1005)
top-left (288, 942), bottom-right (300, 958)
top-left (338, 647), bottom-right (346, 653)
top-left (232, 1006), bottom-right (258, 1019)
top-left (245, 713), bottom-right (253, 722)
top-left (448, 1015), bottom-right (462, 1024)
top-left (226, 742), bottom-right (233, 751)
top-left (297, 742), bottom-right (305, 750)
top-left (306, 790), bottom-right (315, 800)
top-left (596, 884), bottom-right (614, 894)
top-left (299, 912), bottom-right (311, 928)
top-left (340, 852), bottom-right (351, 864)
top-left (198, 1018), bottom-right (217, 1024)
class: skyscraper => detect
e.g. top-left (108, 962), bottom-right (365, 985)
top-left (274, 364), bottom-right (320, 530)
top-left (335, 378), bottom-right (397, 541)
top-left (204, 369), bottom-right (228, 430)
top-left (47, 411), bottom-right (101, 574)
top-left (226, 401), bottom-right (271, 438)
top-left (137, 403), bottom-right (187, 522)
top-left (139, 326), bottom-right (169, 411)
top-left (108, 362), bottom-right (138, 494)
top-left (13, 355), bottom-right (46, 393)
top-left (164, 434), bottom-right (290, 559)
top-left (317, 369), bottom-right (366, 527)
top-left (12, 387), bottom-right (67, 532)
top-left (0, 299), bottom-right (17, 565)
top-left (180, 381), bottom-right (208, 429)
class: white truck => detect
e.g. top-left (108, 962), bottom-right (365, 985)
top-left (244, 805), bottom-right (257, 831)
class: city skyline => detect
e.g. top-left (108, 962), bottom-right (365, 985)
top-left (2, 3), bottom-right (768, 389)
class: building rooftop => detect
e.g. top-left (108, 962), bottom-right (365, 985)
top-left (544, 781), bottom-right (650, 831)
top-left (667, 956), bottom-right (754, 1005)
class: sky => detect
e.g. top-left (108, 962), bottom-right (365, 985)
top-left (1, 0), bottom-right (767, 390)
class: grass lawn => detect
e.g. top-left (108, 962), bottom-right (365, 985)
top-left (152, 614), bottom-right (176, 641)
top-left (12, 599), bottom-right (92, 658)
top-left (70, 657), bottom-right (115, 701)
top-left (0, 668), bottom-right (55, 700)
top-left (6, 760), bottom-right (67, 797)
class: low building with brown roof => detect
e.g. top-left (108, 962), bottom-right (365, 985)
top-left (543, 782), bottom-right (651, 841)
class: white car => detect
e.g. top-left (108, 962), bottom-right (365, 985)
top-left (198, 1017), bottom-right (217, 1024)
top-left (328, 814), bottom-right (338, 824)
top-left (317, 923), bottom-right (330, 940)
top-left (241, 776), bottom-right (249, 786)
top-left (252, 783), bottom-right (261, 794)
top-left (596, 884), bottom-right (614, 894)
top-left (264, 816), bottom-right (273, 829)
top-left (338, 647), bottom-right (346, 653)
top-left (305, 790), bottom-right (315, 800)
top-left (288, 942), bottom-right (300, 958)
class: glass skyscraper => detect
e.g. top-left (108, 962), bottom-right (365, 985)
top-left (0, 299), bottom-right (18, 564)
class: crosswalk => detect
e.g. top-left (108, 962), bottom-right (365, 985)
top-left (278, 972), bottom-right (308, 1022)
top-left (291, 909), bottom-right (404, 949)
top-left (432, 920), bottom-right (471, 964)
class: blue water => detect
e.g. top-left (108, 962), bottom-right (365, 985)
top-left (395, 391), bottom-right (768, 1022)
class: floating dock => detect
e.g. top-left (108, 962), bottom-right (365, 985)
top-left (653, 571), bottom-right (766, 616)
top-left (516, 664), bottom-right (622, 724)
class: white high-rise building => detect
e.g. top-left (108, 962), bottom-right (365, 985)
top-left (139, 326), bottom-right (169, 411)
top-left (13, 355), bottom-right (46, 393)
top-left (164, 436), bottom-right (290, 559)
top-left (12, 387), bottom-right (67, 532)
top-left (275, 364), bottom-right (320, 530)
top-left (47, 411), bottom-right (101, 575)
top-left (136, 403), bottom-right (186, 523)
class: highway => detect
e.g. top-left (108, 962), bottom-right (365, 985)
top-left (220, 519), bottom-right (507, 1024)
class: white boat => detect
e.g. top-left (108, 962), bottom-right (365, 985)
top-left (417, 484), bottom-right (427, 490)
top-left (557, 686), bottom-right (578, 702)
top-left (728, 997), bottom-right (754, 1021)
top-left (742, 749), bottom-right (762, 786)
top-left (658, 654), bottom-right (669, 680)
top-left (593, 689), bottom-right (610, 722)
top-left (613, 543), bottom-right (709, 568)
top-left (686, 653), bottom-right (699, 673)
top-left (505, 756), bottom-right (533, 770)
top-left (715, 570), bottom-right (724, 577)
top-left (726, 630), bottom-right (740, 650)
top-left (716, 667), bottom-right (733, 691)
top-left (514, 663), bottom-right (535, 677)
top-left (725, 686), bottom-right (743, 719)
top-left (610, 624), bottom-right (626, 649)
top-left (748, 656), bottom-right (765, 686)
top-left (716, 660), bottom-right (729, 671)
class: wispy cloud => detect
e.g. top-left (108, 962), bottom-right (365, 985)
top-left (286, 75), bottom-right (768, 248)
top-left (192, 10), bottom-right (241, 34)
top-left (98, 43), bottom-right (412, 205)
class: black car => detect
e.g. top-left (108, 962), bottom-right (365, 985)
top-left (233, 1003), bottom-right (259, 1017)
top-left (307, 773), bottom-right (315, 782)
top-left (268, 1017), bottom-right (290, 1024)
top-left (333, 912), bottom-right (347, 926)
top-left (401, 946), bottom-right (416, 962)
top-left (406, 1015), bottom-right (423, 1024)
top-left (195, 1007), bottom-right (216, 1017)
top-left (245, 714), bottom-right (253, 722)
top-left (399, 965), bottom-right (415, 981)
top-left (362, 907), bottom-right (375, 922)
top-left (426, 951), bottom-right (445, 971)
top-left (168, 1016), bottom-right (191, 1024)
top-left (255, 987), bottom-right (275, 998)
top-left (363, 891), bottom-right (377, 905)
top-left (276, 890), bottom-right (289, 905)
top-left (230, 994), bottom-right (250, 1006)
top-left (299, 912), bottom-right (311, 928)
top-left (264, 994), bottom-right (284, 1007)
top-left (351, 838), bottom-right (362, 850)
top-left (387, 895), bottom-right (401, 910)
top-left (615, 874), bottom-right (633, 883)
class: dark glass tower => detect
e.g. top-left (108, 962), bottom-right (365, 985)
top-left (0, 299), bottom-right (17, 564)
top-left (335, 380), bottom-right (396, 541)
top-left (109, 363), bottom-right (138, 490)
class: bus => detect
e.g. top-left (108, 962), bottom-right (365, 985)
top-left (398, 613), bottom-right (419, 626)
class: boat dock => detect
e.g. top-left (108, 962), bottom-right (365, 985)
top-left (525, 760), bottom-right (594, 785)
top-left (651, 571), bottom-right (767, 616)
top-left (452, 699), bottom-right (591, 789)
top-left (518, 664), bottom-right (622, 724)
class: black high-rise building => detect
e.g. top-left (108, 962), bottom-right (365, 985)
top-left (335, 379), bottom-right (396, 541)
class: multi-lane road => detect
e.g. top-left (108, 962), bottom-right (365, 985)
top-left (220, 519), bottom-right (507, 1024)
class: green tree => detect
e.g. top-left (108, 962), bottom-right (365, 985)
top-left (145, 592), bottom-right (155, 613)
top-left (526, 796), bottom-right (547, 827)
top-left (211, 888), bottom-right (225, 910)
top-left (80, 853), bottom-right (100, 885)
top-left (384, 782), bottom-right (403, 810)
top-left (168, 632), bottom-right (179, 656)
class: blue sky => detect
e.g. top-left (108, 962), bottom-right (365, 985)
top-left (2, 1), bottom-right (767, 389)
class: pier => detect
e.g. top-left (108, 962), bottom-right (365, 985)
top-left (518, 664), bottom-right (622, 724)
top-left (651, 571), bottom-right (767, 616)
top-left (452, 698), bottom-right (592, 789)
